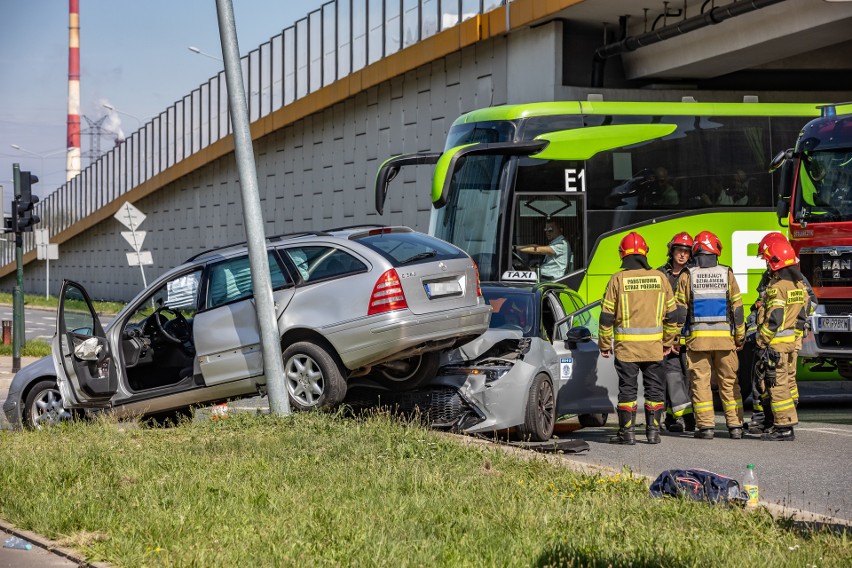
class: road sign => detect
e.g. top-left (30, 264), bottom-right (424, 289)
top-left (36, 243), bottom-right (58, 260)
top-left (127, 251), bottom-right (154, 266)
top-left (121, 230), bottom-right (147, 252)
top-left (34, 228), bottom-right (48, 245)
top-left (114, 201), bottom-right (146, 231)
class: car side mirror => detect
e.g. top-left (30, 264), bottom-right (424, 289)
top-left (564, 326), bottom-right (591, 349)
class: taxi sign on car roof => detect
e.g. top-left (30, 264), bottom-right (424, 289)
top-left (501, 270), bottom-right (538, 282)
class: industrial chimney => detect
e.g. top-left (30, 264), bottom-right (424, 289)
top-left (67, 0), bottom-right (81, 180)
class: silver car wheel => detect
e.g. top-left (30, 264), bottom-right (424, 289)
top-left (285, 353), bottom-right (325, 407)
top-left (28, 384), bottom-right (72, 429)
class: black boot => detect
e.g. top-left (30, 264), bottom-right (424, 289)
top-left (728, 427), bottom-right (743, 439)
top-left (645, 406), bottom-right (663, 444)
top-left (683, 413), bottom-right (696, 432)
top-left (694, 428), bottom-right (714, 440)
top-left (610, 409), bottom-right (636, 445)
top-left (762, 426), bottom-right (795, 441)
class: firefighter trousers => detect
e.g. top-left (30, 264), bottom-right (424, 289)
top-left (664, 351), bottom-right (692, 419)
top-left (755, 350), bottom-right (799, 427)
top-left (687, 349), bottom-right (743, 430)
top-left (614, 358), bottom-right (665, 407)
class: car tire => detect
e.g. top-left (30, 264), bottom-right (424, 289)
top-left (283, 341), bottom-right (347, 411)
top-left (23, 379), bottom-right (73, 430)
top-left (517, 373), bottom-right (555, 442)
top-left (578, 413), bottom-right (608, 428)
top-left (374, 352), bottom-right (441, 392)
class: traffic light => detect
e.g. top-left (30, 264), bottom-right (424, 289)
top-left (16, 170), bottom-right (40, 233)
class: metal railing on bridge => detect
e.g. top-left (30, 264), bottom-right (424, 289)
top-left (3, 0), bottom-right (508, 266)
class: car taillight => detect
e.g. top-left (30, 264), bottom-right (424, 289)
top-left (473, 261), bottom-right (482, 297)
top-left (368, 269), bottom-right (408, 315)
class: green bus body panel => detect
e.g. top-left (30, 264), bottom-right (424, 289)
top-left (452, 102), bottom-right (827, 126)
top-left (577, 210), bottom-right (780, 312)
top-left (532, 124), bottom-right (678, 161)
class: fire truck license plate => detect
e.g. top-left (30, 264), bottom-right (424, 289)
top-left (818, 317), bottom-right (850, 331)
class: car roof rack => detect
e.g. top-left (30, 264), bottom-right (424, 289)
top-left (324, 223), bottom-right (386, 232)
top-left (183, 231), bottom-right (331, 263)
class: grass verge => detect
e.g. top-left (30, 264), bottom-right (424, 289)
top-left (0, 338), bottom-right (52, 357)
top-left (0, 292), bottom-right (124, 315)
top-left (0, 412), bottom-right (848, 567)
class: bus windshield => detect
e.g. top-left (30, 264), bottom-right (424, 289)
top-left (432, 154), bottom-right (505, 281)
top-left (794, 150), bottom-right (852, 223)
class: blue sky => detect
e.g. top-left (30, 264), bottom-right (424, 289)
top-left (0, 0), bottom-right (324, 200)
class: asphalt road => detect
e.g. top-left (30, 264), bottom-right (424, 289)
top-left (0, 305), bottom-right (56, 342)
top-left (561, 400), bottom-right (852, 523)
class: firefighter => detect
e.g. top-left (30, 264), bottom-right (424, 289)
top-left (657, 232), bottom-right (696, 433)
top-left (754, 238), bottom-right (808, 441)
top-left (675, 230), bottom-right (746, 440)
top-left (746, 233), bottom-right (816, 434)
top-left (599, 232), bottom-right (679, 445)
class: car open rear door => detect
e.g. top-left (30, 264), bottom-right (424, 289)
top-left (52, 279), bottom-right (117, 408)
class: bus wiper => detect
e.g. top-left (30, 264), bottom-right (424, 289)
top-left (399, 250), bottom-right (437, 264)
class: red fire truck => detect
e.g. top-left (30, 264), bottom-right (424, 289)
top-left (774, 103), bottom-right (852, 381)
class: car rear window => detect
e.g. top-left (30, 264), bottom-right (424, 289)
top-left (354, 232), bottom-right (467, 266)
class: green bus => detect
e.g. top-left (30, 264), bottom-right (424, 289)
top-left (376, 101), bottom-right (829, 311)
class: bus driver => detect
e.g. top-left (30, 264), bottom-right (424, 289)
top-left (514, 219), bottom-right (571, 281)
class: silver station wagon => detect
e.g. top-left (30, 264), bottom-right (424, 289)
top-left (3, 226), bottom-right (491, 428)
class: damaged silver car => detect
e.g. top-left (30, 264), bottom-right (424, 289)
top-left (345, 282), bottom-right (616, 441)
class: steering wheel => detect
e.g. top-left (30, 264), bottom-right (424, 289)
top-left (512, 249), bottom-right (534, 271)
top-left (152, 306), bottom-right (190, 344)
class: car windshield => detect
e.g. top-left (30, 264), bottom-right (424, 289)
top-left (482, 288), bottom-right (537, 337)
top-left (794, 150), bottom-right (852, 223)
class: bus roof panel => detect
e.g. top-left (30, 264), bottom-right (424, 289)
top-left (452, 101), bottom-right (828, 125)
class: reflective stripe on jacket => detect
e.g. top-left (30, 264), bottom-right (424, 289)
top-left (676, 264), bottom-right (745, 351)
top-left (756, 278), bottom-right (807, 353)
top-left (599, 269), bottom-right (678, 362)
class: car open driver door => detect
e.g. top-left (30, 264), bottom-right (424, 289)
top-left (52, 279), bottom-right (118, 408)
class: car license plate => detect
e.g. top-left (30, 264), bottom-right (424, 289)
top-left (424, 279), bottom-right (462, 299)
top-left (818, 317), bottom-right (850, 331)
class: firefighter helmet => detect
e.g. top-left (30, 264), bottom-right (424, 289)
top-left (668, 232), bottom-right (694, 253)
top-left (692, 231), bottom-right (722, 256)
top-left (757, 232), bottom-right (789, 258)
top-left (763, 239), bottom-right (799, 271)
top-left (619, 232), bottom-right (649, 258)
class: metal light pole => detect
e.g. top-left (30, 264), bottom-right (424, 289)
top-left (102, 103), bottom-right (143, 130)
top-left (215, 0), bottom-right (289, 415)
top-left (188, 46), bottom-right (224, 62)
top-left (11, 164), bottom-right (23, 372)
top-left (9, 145), bottom-right (71, 191)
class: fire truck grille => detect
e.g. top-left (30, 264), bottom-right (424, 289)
top-left (344, 386), bottom-right (478, 428)
top-left (800, 248), bottom-right (852, 288)
top-left (821, 303), bottom-right (852, 316)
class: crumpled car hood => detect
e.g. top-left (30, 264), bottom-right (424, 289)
top-left (441, 329), bottom-right (528, 365)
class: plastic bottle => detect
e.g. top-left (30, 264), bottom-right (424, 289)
top-left (3, 536), bottom-right (33, 550)
top-left (743, 464), bottom-right (759, 509)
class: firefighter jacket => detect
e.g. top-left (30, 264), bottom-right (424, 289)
top-left (757, 269), bottom-right (816, 315)
top-left (658, 262), bottom-right (689, 345)
top-left (756, 275), bottom-right (808, 353)
top-left (675, 264), bottom-right (745, 351)
top-left (599, 268), bottom-right (678, 362)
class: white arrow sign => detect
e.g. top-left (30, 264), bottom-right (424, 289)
top-left (121, 231), bottom-right (147, 253)
top-left (114, 201), bottom-right (146, 231)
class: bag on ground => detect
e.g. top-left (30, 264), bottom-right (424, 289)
top-left (650, 468), bottom-right (747, 504)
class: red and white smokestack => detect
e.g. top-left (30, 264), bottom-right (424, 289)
top-left (66, 0), bottom-right (81, 180)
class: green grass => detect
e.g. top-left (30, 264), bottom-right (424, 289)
top-left (0, 292), bottom-right (124, 315)
top-left (0, 338), bottom-right (52, 357)
top-left (0, 413), bottom-right (848, 567)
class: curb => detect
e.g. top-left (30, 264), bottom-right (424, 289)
top-left (0, 518), bottom-right (112, 568)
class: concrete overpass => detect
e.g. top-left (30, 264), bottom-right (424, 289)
top-left (2, 0), bottom-right (851, 301)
